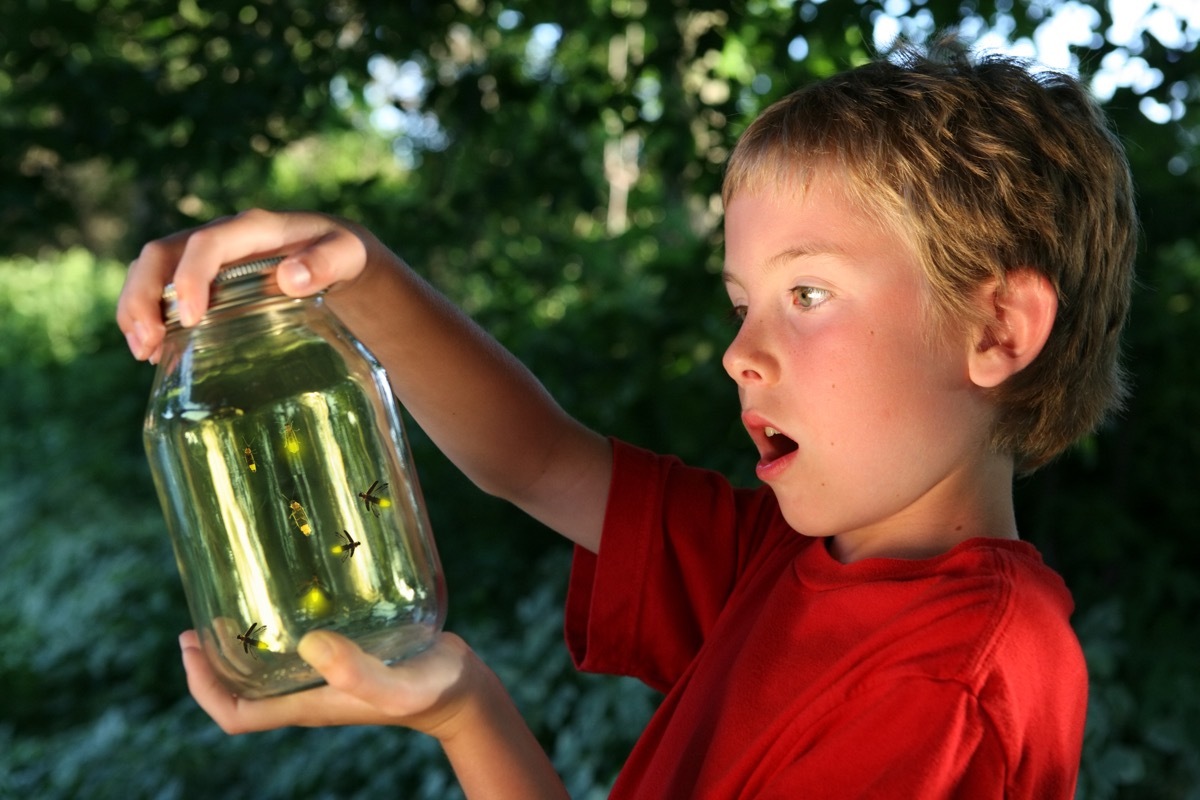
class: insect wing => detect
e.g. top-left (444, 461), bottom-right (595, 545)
top-left (333, 530), bottom-right (360, 559)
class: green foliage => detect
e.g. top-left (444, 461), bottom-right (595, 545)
top-left (2, 2), bottom-right (1199, 798)
top-left (0, 249), bottom-right (128, 365)
top-left (1074, 600), bottom-right (1200, 800)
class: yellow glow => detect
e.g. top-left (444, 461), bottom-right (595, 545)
top-left (288, 500), bottom-right (312, 536)
top-left (283, 422), bottom-right (301, 454)
top-left (331, 531), bottom-right (360, 560)
top-left (299, 583), bottom-right (332, 617)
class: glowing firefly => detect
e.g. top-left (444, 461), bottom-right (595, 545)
top-left (357, 480), bottom-right (391, 517)
top-left (281, 492), bottom-right (312, 536)
top-left (332, 529), bottom-right (362, 560)
top-left (283, 421), bottom-right (301, 455)
top-left (298, 575), bottom-right (332, 616)
top-left (236, 622), bottom-right (269, 657)
top-left (242, 439), bottom-right (257, 473)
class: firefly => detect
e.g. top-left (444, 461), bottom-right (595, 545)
top-left (332, 529), bottom-right (362, 560)
top-left (283, 421), bottom-right (301, 455)
top-left (242, 440), bottom-right (257, 473)
top-left (236, 622), bottom-right (269, 657)
top-left (281, 492), bottom-right (312, 536)
top-left (357, 480), bottom-right (391, 517)
top-left (298, 575), bottom-right (332, 616)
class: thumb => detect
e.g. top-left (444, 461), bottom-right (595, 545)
top-left (297, 629), bottom-right (367, 681)
top-left (276, 257), bottom-right (315, 294)
top-left (297, 630), bottom-right (474, 733)
top-left (297, 630), bottom-right (415, 705)
top-left (274, 224), bottom-right (370, 297)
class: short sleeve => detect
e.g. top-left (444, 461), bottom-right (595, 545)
top-left (564, 438), bottom-right (783, 692)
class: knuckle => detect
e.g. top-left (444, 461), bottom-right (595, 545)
top-left (235, 207), bottom-right (273, 225)
top-left (137, 238), bottom-right (169, 263)
top-left (181, 225), bottom-right (218, 254)
top-left (321, 659), bottom-right (361, 690)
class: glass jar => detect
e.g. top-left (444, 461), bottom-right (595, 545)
top-left (143, 256), bottom-right (446, 698)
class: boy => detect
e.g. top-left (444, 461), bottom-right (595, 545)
top-left (117, 38), bottom-right (1135, 799)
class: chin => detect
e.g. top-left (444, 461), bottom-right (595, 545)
top-left (776, 504), bottom-right (837, 539)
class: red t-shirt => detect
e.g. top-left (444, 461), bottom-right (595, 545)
top-left (566, 440), bottom-right (1087, 798)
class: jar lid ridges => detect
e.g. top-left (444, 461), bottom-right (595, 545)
top-left (161, 255), bottom-right (285, 303)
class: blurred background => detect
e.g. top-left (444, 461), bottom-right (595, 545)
top-left (1, 1), bottom-right (1196, 797)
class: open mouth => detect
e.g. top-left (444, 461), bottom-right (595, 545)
top-left (762, 426), bottom-right (799, 461)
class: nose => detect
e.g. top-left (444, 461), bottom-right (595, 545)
top-left (722, 314), bottom-right (778, 386)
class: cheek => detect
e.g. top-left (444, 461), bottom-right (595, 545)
top-left (821, 323), bottom-right (965, 432)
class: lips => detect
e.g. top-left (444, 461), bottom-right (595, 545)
top-left (742, 411), bottom-right (799, 468)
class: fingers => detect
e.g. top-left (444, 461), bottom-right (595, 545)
top-left (116, 231), bottom-right (191, 362)
top-left (179, 628), bottom-right (378, 733)
top-left (115, 210), bottom-right (372, 362)
top-left (179, 629), bottom-right (258, 733)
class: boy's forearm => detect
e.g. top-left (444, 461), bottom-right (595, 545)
top-left (437, 658), bottom-right (571, 800)
top-left (326, 248), bottom-right (609, 551)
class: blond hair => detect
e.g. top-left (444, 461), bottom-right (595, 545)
top-left (723, 37), bottom-right (1137, 471)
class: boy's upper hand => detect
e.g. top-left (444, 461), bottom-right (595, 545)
top-left (116, 209), bottom-right (373, 364)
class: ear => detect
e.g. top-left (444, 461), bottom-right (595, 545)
top-left (967, 269), bottom-right (1058, 389)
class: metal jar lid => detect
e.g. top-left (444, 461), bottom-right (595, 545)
top-left (161, 255), bottom-right (286, 325)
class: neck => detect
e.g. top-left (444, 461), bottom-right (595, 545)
top-left (828, 453), bottom-right (1018, 564)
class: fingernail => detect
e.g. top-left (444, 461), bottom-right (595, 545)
top-left (299, 632), bottom-right (333, 668)
top-left (280, 259), bottom-right (311, 291)
top-left (134, 321), bottom-right (150, 353)
top-left (125, 329), bottom-right (144, 359)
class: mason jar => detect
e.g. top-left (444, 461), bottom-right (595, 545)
top-left (143, 255), bottom-right (446, 698)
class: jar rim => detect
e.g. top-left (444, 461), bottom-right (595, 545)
top-left (162, 255), bottom-right (288, 325)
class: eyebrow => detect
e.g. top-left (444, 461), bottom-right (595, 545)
top-left (722, 243), bottom-right (848, 284)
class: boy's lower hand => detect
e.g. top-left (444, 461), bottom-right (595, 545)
top-left (179, 628), bottom-right (480, 742)
top-left (181, 628), bottom-right (571, 799)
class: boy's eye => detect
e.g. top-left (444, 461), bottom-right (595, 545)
top-left (791, 286), bottom-right (830, 309)
top-left (727, 305), bottom-right (748, 326)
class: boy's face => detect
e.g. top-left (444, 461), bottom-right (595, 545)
top-left (722, 171), bottom-right (1000, 560)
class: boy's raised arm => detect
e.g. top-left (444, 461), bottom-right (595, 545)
top-left (117, 209), bottom-right (612, 553)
